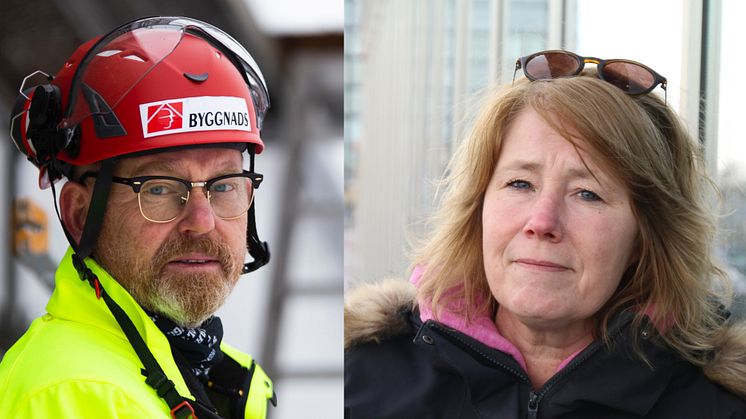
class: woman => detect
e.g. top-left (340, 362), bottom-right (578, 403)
top-left (345, 51), bottom-right (746, 418)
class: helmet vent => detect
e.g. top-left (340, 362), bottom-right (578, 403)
top-left (123, 54), bottom-right (145, 62)
top-left (184, 72), bottom-right (209, 82)
top-left (95, 50), bottom-right (145, 63)
top-left (96, 50), bottom-right (122, 57)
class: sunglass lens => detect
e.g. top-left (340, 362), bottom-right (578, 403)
top-left (525, 52), bottom-right (580, 80)
top-left (601, 62), bottom-right (655, 94)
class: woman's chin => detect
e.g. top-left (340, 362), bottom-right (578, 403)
top-left (499, 302), bottom-right (583, 329)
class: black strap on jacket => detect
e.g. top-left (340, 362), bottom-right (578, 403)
top-left (52, 156), bottom-right (196, 417)
top-left (72, 255), bottom-right (197, 419)
top-left (61, 148), bottom-right (268, 417)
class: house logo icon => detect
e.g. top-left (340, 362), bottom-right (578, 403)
top-left (145, 102), bottom-right (183, 135)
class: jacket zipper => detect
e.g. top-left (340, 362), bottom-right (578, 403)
top-left (527, 392), bottom-right (539, 419)
top-left (521, 341), bottom-right (604, 419)
top-left (427, 313), bottom-right (635, 419)
top-left (520, 314), bottom-right (635, 418)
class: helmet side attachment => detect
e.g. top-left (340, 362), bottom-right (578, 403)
top-left (8, 16), bottom-right (271, 273)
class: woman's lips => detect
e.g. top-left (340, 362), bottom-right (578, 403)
top-left (514, 258), bottom-right (571, 272)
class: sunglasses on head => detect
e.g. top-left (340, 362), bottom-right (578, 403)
top-left (514, 50), bottom-right (667, 100)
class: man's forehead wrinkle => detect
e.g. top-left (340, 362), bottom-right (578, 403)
top-left (122, 152), bottom-right (243, 177)
top-left (129, 159), bottom-right (181, 176)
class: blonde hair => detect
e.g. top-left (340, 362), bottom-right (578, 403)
top-left (412, 73), bottom-right (731, 367)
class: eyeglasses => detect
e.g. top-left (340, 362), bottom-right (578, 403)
top-left (80, 170), bottom-right (263, 223)
top-left (514, 50), bottom-right (667, 98)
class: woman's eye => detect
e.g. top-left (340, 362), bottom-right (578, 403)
top-left (506, 179), bottom-right (532, 190)
top-left (578, 189), bottom-right (602, 202)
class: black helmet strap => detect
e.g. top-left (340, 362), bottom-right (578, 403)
top-left (243, 148), bottom-right (270, 273)
top-left (54, 149), bottom-right (268, 273)
top-left (54, 148), bottom-right (269, 274)
top-left (51, 145), bottom-right (269, 276)
top-left (244, 202), bottom-right (269, 273)
top-left (76, 158), bottom-right (116, 258)
top-left (48, 156), bottom-right (116, 262)
top-left (57, 150), bottom-right (264, 415)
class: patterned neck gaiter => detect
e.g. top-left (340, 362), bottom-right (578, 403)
top-left (149, 312), bottom-right (225, 378)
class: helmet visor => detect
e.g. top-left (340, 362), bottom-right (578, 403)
top-left (61, 16), bottom-right (270, 132)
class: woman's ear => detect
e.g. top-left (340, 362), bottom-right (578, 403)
top-left (59, 181), bottom-right (91, 245)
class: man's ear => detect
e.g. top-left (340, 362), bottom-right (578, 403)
top-left (59, 181), bottom-right (92, 245)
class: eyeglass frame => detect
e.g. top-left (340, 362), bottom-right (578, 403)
top-left (79, 170), bottom-right (263, 223)
top-left (513, 50), bottom-right (668, 99)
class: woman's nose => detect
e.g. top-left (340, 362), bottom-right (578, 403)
top-left (522, 192), bottom-right (563, 242)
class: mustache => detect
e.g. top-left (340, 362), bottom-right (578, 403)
top-left (150, 236), bottom-right (236, 276)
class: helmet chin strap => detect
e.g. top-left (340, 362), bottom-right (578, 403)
top-left (244, 203), bottom-right (269, 273)
top-left (243, 149), bottom-right (270, 273)
top-left (54, 151), bottom-right (268, 274)
top-left (51, 149), bottom-right (265, 415)
top-left (52, 156), bottom-right (202, 418)
top-left (50, 158), bottom-right (116, 266)
top-left (76, 158), bottom-right (116, 259)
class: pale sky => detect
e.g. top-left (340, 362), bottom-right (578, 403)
top-left (716, 0), bottom-right (746, 179)
top-left (244, 0), bottom-right (343, 35)
top-left (578, 0), bottom-right (746, 180)
top-left (244, 0), bottom-right (742, 177)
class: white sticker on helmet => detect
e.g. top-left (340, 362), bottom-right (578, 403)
top-left (139, 96), bottom-right (252, 138)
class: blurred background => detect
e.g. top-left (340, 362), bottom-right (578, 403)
top-left (345, 0), bottom-right (746, 318)
top-left (0, 1), bottom-right (343, 418)
top-left (4, 0), bottom-right (746, 415)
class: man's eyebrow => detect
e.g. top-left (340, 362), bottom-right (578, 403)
top-left (130, 159), bottom-right (181, 175)
top-left (129, 157), bottom-right (244, 177)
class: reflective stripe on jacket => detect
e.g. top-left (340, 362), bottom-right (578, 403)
top-left (0, 247), bottom-right (274, 418)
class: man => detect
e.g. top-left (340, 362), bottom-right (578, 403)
top-left (0, 17), bottom-right (276, 418)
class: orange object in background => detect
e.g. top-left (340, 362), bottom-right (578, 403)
top-left (13, 198), bottom-right (49, 256)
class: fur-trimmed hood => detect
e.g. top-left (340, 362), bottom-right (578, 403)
top-left (344, 279), bottom-right (416, 350)
top-left (344, 279), bottom-right (746, 399)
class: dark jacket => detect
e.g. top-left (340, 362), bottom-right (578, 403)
top-left (344, 280), bottom-right (746, 419)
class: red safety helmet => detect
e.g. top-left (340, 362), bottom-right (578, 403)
top-left (11, 16), bottom-right (268, 184)
top-left (7, 18), bottom-right (272, 416)
top-left (9, 16), bottom-right (270, 272)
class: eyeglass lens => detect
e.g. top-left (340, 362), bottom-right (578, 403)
top-left (600, 61), bottom-right (655, 94)
top-left (525, 52), bottom-right (656, 94)
top-left (525, 52), bottom-right (580, 79)
top-left (138, 176), bottom-right (254, 222)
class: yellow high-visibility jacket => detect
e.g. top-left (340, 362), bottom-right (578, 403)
top-left (0, 248), bottom-right (274, 418)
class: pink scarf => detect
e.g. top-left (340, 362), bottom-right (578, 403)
top-left (411, 265), bottom-right (586, 373)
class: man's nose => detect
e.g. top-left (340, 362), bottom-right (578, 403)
top-left (176, 187), bottom-right (215, 236)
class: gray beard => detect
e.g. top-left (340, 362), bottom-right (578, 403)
top-left (93, 235), bottom-right (241, 328)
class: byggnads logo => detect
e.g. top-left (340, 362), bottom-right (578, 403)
top-left (139, 96), bottom-right (252, 138)
top-left (146, 102), bottom-right (183, 133)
